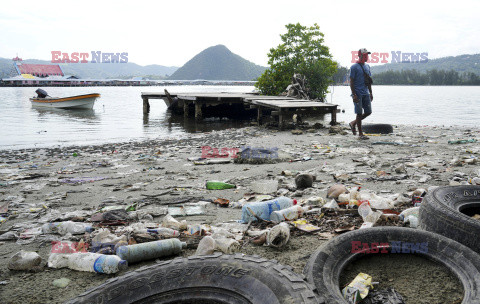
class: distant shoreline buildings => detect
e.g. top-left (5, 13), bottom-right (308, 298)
top-left (0, 57), bottom-right (256, 87)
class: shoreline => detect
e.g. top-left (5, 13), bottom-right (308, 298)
top-left (0, 124), bottom-right (478, 303)
top-left (1, 122), bottom-right (478, 152)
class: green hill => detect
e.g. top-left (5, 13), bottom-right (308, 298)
top-left (370, 53), bottom-right (480, 75)
top-left (169, 45), bottom-right (267, 80)
top-left (0, 57), bottom-right (178, 79)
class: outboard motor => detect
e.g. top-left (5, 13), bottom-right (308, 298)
top-left (35, 88), bottom-right (48, 98)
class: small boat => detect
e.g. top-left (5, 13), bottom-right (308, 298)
top-left (30, 89), bottom-right (100, 109)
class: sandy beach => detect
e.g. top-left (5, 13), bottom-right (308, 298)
top-left (1, 123), bottom-right (479, 303)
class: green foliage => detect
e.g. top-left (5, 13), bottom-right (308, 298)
top-left (332, 65), bottom-right (349, 84)
top-left (168, 45), bottom-right (267, 80)
top-left (255, 23), bottom-right (337, 100)
top-left (374, 69), bottom-right (480, 85)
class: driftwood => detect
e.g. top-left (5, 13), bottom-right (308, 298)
top-left (281, 74), bottom-right (309, 100)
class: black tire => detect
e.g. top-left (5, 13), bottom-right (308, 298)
top-left (361, 123), bottom-right (393, 134)
top-left (68, 253), bottom-right (318, 304)
top-left (419, 185), bottom-right (480, 253)
top-left (303, 227), bottom-right (480, 304)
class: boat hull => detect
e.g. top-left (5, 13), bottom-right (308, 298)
top-left (30, 94), bottom-right (100, 109)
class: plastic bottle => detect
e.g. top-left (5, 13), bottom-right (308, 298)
top-left (67, 252), bottom-right (127, 274)
top-left (358, 202), bottom-right (373, 219)
top-left (116, 238), bottom-right (187, 263)
top-left (162, 214), bottom-right (188, 230)
top-left (42, 221), bottom-right (94, 235)
top-left (399, 207), bottom-right (420, 221)
top-left (48, 252), bottom-right (127, 274)
top-left (8, 250), bottom-right (42, 270)
top-left (206, 181), bottom-right (236, 190)
top-left (146, 228), bottom-right (180, 237)
top-left (270, 205), bottom-right (311, 223)
top-left (241, 196), bottom-right (294, 223)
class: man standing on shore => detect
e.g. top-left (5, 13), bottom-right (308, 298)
top-left (349, 48), bottom-right (373, 140)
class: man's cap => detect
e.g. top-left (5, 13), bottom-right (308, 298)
top-left (358, 48), bottom-right (371, 55)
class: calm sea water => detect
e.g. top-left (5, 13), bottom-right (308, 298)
top-left (0, 85), bottom-right (479, 149)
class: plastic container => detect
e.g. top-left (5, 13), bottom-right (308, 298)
top-left (241, 196), bottom-right (294, 223)
top-left (215, 238), bottom-right (240, 254)
top-left (8, 250), bottom-right (42, 270)
top-left (251, 180), bottom-right (279, 194)
top-left (42, 221), bottom-right (94, 235)
top-left (358, 202), bottom-right (372, 219)
top-left (358, 202), bottom-right (382, 224)
top-left (266, 222), bottom-right (290, 248)
top-left (270, 205), bottom-right (311, 223)
top-left (116, 238), bottom-right (187, 263)
top-left (67, 253), bottom-right (127, 274)
top-left (195, 236), bottom-right (216, 256)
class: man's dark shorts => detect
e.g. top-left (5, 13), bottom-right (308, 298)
top-left (354, 94), bottom-right (372, 115)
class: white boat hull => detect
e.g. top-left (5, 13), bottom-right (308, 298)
top-left (30, 94), bottom-right (100, 109)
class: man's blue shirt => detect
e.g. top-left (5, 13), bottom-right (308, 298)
top-left (349, 63), bottom-right (371, 96)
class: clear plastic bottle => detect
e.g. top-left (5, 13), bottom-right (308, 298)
top-left (42, 221), bottom-right (94, 235)
top-left (270, 205), bottom-right (311, 223)
top-left (69, 252), bottom-right (127, 274)
top-left (48, 252), bottom-right (127, 274)
top-left (138, 228), bottom-right (180, 237)
top-left (241, 196), bottom-right (294, 223)
top-left (162, 214), bottom-right (188, 230)
top-left (116, 238), bottom-right (187, 263)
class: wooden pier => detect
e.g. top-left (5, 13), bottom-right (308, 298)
top-left (141, 91), bottom-right (338, 127)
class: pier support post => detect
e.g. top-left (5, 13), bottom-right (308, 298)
top-left (195, 101), bottom-right (203, 121)
top-left (184, 101), bottom-right (189, 117)
top-left (330, 106), bottom-right (337, 125)
top-left (278, 109), bottom-right (284, 130)
top-left (257, 107), bottom-right (263, 125)
top-left (142, 97), bottom-right (150, 114)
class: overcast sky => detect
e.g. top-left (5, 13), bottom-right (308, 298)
top-left (1, 0), bottom-right (479, 68)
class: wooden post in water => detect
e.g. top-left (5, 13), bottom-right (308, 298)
top-left (142, 97), bottom-right (150, 114)
top-left (184, 101), bottom-right (189, 117)
top-left (194, 101), bottom-right (203, 121)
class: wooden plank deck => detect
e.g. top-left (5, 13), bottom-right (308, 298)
top-left (141, 91), bottom-right (338, 127)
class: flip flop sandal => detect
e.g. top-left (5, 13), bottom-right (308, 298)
top-left (348, 122), bottom-right (357, 135)
top-left (359, 135), bottom-right (370, 140)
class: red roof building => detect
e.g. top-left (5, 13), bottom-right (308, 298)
top-left (15, 63), bottom-right (64, 77)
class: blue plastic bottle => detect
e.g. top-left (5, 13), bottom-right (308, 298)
top-left (241, 196), bottom-right (295, 223)
top-left (66, 252), bottom-right (127, 274)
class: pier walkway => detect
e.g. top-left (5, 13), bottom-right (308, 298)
top-left (141, 91), bottom-right (338, 127)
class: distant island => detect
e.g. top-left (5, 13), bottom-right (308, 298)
top-left (169, 45), bottom-right (267, 81)
top-left (369, 53), bottom-right (480, 85)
